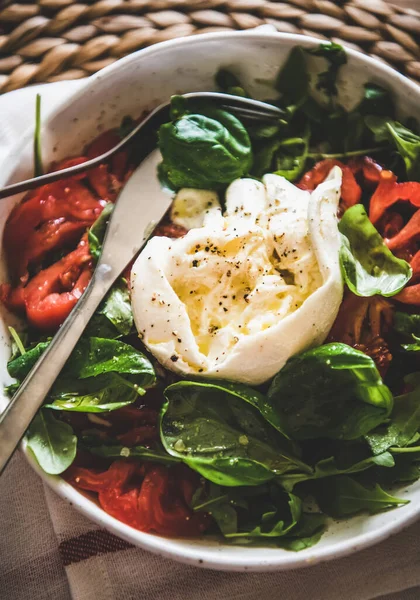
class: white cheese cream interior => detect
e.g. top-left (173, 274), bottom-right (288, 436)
top-left (131, 167), bottom-right (344, 385)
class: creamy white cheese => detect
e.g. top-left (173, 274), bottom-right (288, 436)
top-left (131, 168), bottom-right (344, 385)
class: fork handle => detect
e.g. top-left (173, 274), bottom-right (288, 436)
top-left (0, 264), bottom-right (117, 475)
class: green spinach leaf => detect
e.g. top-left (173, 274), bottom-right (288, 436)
top-left (158, 99), bottom-right (253, 190)
top-left (314, 476), bottom-right (408, 517)
top-left (276, 513), bottom-right (326, 551)
top-left (268, 343), bottom-right (393, 441)
top-left (26, 410), bottom-right (77, 475)
top-left (339, 204), bottom-right (412, 297)
top-left (160, 380), bottom-right (310, 487)
top-left (8, 341), bottom-right (50, 381)
top-left (216, 69), bottom-right (248, 98)
top-left (366, 373), bottom-right (420, 455)
top-left (279, 453), bottom-right (394, 492)
top-left (394, 312), bottom-right (420, 338)
top-left (86, 281), bottom-right (133, 338)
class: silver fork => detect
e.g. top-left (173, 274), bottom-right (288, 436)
top-left (0, 92), bottom-right (284, 200)
top-left (0, 91), bottom-right (284, 474)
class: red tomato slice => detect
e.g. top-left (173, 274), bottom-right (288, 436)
top-left (386, 209), bottom-right (420, 251)
top-left (299, 159), bottom-right (361, 209)
top-left (396, 283), bottom-right (420, 305)
top-left (23, 236), bottom-right (92, 331)
top-left (369, 170), bottom-right (420, 224)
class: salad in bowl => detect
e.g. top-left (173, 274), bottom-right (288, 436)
top-left (2, 34), bottom-right (420, 566)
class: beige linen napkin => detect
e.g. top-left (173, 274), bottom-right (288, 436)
top-left (1, 81), bottom-right (420, 600)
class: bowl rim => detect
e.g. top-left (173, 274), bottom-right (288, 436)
top-left (3, 29), bottom-right (420, 571)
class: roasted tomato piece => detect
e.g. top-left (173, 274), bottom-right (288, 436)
top-left (299, 159), bottom-right (361, 210)
top-left (369, 170), bottom-right (420, 225)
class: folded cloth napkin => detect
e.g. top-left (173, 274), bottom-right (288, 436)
top-left (1, 82), bottom-right (420, 600)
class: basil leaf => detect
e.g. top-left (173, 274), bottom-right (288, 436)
top-left (26, 410), bottom-right (77, 475)
top-left (158, 100), bottom-right (253, 190)
top-left (276, 46), bottom-right (309, 111)
top-left (268, 343), bottom-right (393, 441)
top-left (88, 444), bottom-right (180, 464)
top-left (279, 453), bottom-right (394, 492)
top-left (88, 203), bottom-right (114, 261)
top-left (314, 476), bottom-right (408, 517)
top-left (33, 94), bottom-right (43, 177)
top-left (339, 204), bottom-right (412, 297)
top-left (160, 380), bottom-right (310, 487)
top-left (366, 374), bottom-right (420, 454)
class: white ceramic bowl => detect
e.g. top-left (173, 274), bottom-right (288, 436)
top-left (1, 31), bottom-right (420, 572)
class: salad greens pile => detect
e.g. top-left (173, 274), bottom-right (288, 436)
top-left (7, 41), bottom-right (420, 549)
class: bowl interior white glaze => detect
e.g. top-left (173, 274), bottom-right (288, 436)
top-left (1, 31), bottom-right (420, 572)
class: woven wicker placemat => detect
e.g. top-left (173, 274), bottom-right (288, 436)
top-left (0, 0), bottom-right (420, 94)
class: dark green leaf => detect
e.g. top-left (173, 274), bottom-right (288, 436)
top-left (88, 203), bottom-right (114, 261)
top-left (33, 94), bottom-right (43, 177)
top-left (338, 204), bottom-right (412, 297)
top-left (215, 69), bottom-right (248, 98)
top-left (226, 493), bottom-right (301, 539)
top-left (276, 46), bottom-right (309, 111)
top-left (366, 374), bottom-right (420, 454)
top-left (314, 476), bottom-right (408, 518)
top-left (26, 410), bottom-right (77, 474)
top-left (158, 99), bottom-right (253, 190)
top-left (274, 127), bottom-right (310, 182)
top-left (45, 373), bottom-right (143, 412)
top-left (94, 281), bottom-right (133, 337)
top-left (276, 513), bottom-right (326, 551)
top-left (358, 83), bottom-right (395, 118)
top-left (394, 312), bottom-right (420, 338)
top-left (268, 343), bottom-right (393, 441)
top-left (160, 380), bottom-right (310, 487)
top-left (69, 337), bottom-right (155, 384)
top-left (8, 341), bottom-right (50, 380)
top-left (279, 453), bottom-right (394, 492)
top-left (366, 117), bottom-right (420, 181)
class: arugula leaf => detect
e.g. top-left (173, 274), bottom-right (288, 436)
top-left (314, 476), bottom-right (408, 518)
top-left (158, 99), bottom-right (253, 190)
top-left (88, 203), bottom-right (114, 261)
top-left (279, 453), bottom-right (394, 492)
top-left (276, 46), bottom-right (309, 112)
top-left (276, 513), bottom-right (326, 551)
top-left (274, 127), bottom-right (310, 181)
top-left (88, 444), bottom-right (180, 464)
top-left (33, 94), bottom-right (43, 177)
top-left (268, 343), bottom-right (393, 441)
top-left (192, 483), bottom-right (238, 535)
top-left (309, 42), bottom-right (347, 100)
top-left (365, 374), bottom-right (420, 454)
top-left (366, 117), bottom-right (420, 180)
top-left (339, 204), bottom-right (412, 297)
top-left (160, 380), bottom-right (310, 487)
top-left (26, 410), bottom-right (77, 475)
